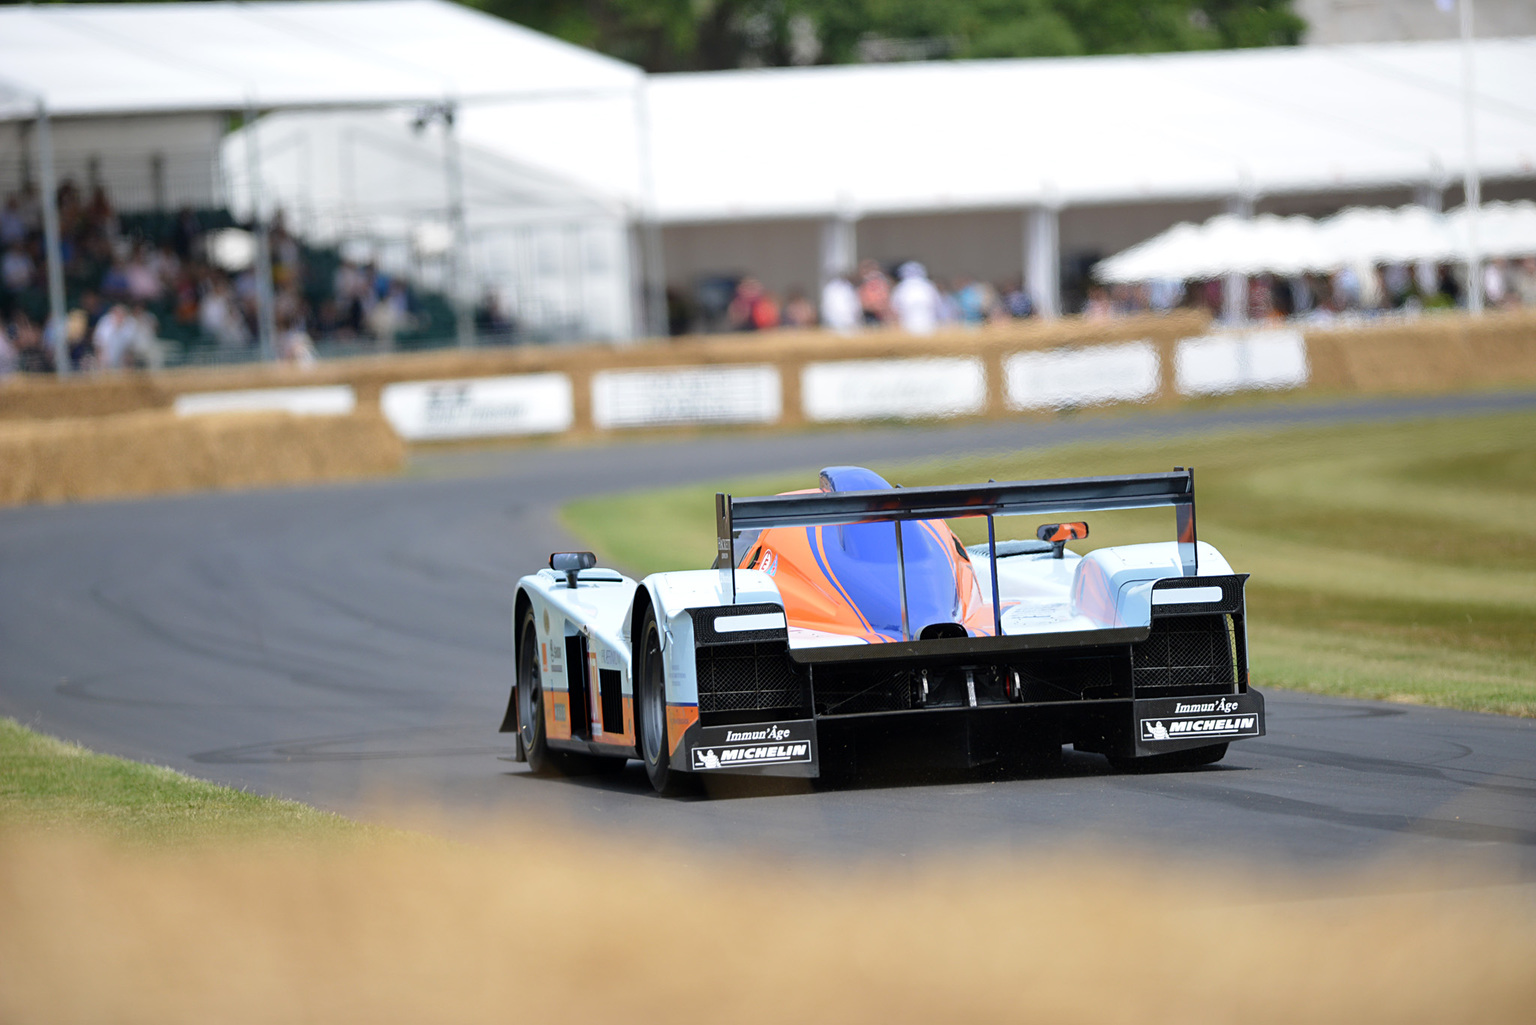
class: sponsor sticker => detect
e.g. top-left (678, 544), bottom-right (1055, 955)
top-left (690, 721), bottom-right (815, 771)
top-left (692, 741), bottom-right (812, 770)
top-left (1173, 698), bottom-right (1240, 715)
top-left (1140, 713), bottom-right (1260, 742)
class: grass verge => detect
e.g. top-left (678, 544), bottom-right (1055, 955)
top-left (0, 716), bottom-right (371, 845)
top-left (562, 410), bottom-right (1536, 717)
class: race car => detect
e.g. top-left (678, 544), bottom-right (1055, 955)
top-left (499, 466), bottom-right (1265, 794)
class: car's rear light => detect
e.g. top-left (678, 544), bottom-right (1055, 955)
top-left (1152, 586), bottom-right (1224, 606)
top-left (713, 611), bottom-right (787, 633)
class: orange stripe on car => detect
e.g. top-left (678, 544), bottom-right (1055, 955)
top-left (666, 703), bottom-right (698, 755)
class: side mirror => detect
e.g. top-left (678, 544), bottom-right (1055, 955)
top-left (550, 551), bottom-right (597, 588)
top-left (1036, 522), bottom-right (1088, 559)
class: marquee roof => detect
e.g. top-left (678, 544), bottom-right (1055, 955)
top-left (0, 0), bottom-right (640, 121)
top-left (639, 37), bottom-right (1536, 221)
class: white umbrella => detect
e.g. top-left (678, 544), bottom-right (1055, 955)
top-left (1094, 203), bottom-right (1515, 283)
top-left (1451, 201), bottom-right (1536, 259)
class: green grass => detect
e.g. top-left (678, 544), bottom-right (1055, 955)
top-left (0, 716), bottom-right (373, 845)
top-left (562, 410), bottom-right (1536, 717)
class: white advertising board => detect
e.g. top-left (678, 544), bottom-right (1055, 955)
top-left (1004, 341), bottom-right (1160, 410)
top-left (591, 365), bottom-right (781, 429)
top-left (1175, 329), bottom-right (1309, 396)
top-left (802, 357), bottom-right (986, 422)
top-left (173, 385), bottom-right (356, 417)
top-left (380, 374), bottom-right (573, 440)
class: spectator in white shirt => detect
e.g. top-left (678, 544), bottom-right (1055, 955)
top-left (891, 261), bottom-right (940, 335)
top-left (820, 274), bottom-right (861, 333)
top-left (92, 304), bottom-right (138, 369)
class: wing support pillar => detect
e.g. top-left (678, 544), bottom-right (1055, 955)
top-left (1174, 467), bottom-right (1198, 577)
top-left (715, 492), bottom-right (736, 602)
top-left (986, 513), bottom-right (1002, 637)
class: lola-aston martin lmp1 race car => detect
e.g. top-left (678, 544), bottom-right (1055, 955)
top-left (500, 466), bottom-right (1264, 794)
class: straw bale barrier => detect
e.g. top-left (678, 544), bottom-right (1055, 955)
top-left (2, 824), bottom-right (1534, 1025)
top-left (1, 309), bottom-right (1532, 508)
top-left (3, 309), bottom-right (1534, 431)
top-left (0, 312), bottom-right (1209, 426)
top-left (0, 409), bottom-right (403, 507)
top-left (1304, 308), bottom-right (1536, 393)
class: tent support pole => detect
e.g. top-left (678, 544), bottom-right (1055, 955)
top-left (441, 101), bottom-right (474, 347)
top-left (1026, 203), bottom-right (1059, 320)
top-left (33, 101), bottom-right (68, 377)
top-left (1223, 192), bottom-right (1253, 325)
top-left (634, 82), bottom-right (667, 338)
top-left (1414, 179), bottom-right (1444, 295)
top-left (1460, 0), bottom-right (1482, 315)
top-left (820, 203), bottom-right (857, 288)
top-left (244, 100), bottom-right (277, 362)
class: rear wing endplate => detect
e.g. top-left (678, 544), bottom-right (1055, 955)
top-left (715, 470), bottom-right (1199, 630)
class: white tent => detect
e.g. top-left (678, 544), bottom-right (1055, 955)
top-left (628, 38), bottom-right (1536, 223)
top-left (0, 0), bottom-right (639, 120)
top-left (223, 110), bottom-right (634, 341)
top-left (0, 0), bottom-right (644, 362)
top-left (1095, 201), bottom-right (1536, 282)
top-left (502, 35), bottom-right (1529, 318)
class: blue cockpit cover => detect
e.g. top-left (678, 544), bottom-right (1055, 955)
top-left (814, 467), bottom-right (964, 639)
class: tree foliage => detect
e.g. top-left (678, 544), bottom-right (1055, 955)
top-left (1, 1), bottom-right (1305, 72)
top-left (464, 0), bottom-right (1305, 72)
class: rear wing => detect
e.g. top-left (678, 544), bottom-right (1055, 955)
top-left (715, 469), bottom-right (1200, 633)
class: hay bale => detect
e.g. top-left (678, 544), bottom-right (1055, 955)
top-left (0, 410), bottom-right (404, 507)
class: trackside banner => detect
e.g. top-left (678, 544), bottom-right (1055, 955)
top-left (174, 385), bottom-right (356, 417)
top-left (801, 357), bottom-right (985, 421)
top-left (1004, 340), bottom-right (1159, 409)
top-left (592, 365), bottom-right (781, 429)
top-left (380, 374), bottom-right (574, 440)
top-left (1175, 329), bottom-right (1308, 395)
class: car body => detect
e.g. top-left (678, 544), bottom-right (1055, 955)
top-left (500, 466), bottom-right (1265, 793)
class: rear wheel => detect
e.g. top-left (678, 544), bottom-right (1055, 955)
top-left (517, 607), bottom-right (554, 775)
top-left (1109, 742), bottom-right (1227, 773)
top-left (636, 605), bottom-right (688, 796)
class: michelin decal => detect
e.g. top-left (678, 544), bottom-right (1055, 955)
top-left (689, 722), bottom-right (815, 771)
top-left (1141, 713), bottom-right (1260, 742)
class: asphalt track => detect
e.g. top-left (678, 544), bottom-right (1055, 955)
top-left (3, 390), bottom-right (1535, 874)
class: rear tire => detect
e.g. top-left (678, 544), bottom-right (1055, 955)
top-left (636, 605), bottom-right (689, 796)
top-left (517, 607), bottom-right (555, 775)
top-left (1109, 742), bottom-right (1228, 773)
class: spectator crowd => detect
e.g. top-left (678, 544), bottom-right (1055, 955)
top-left (1, 179), bottom-right (454, 377)
top-left (10, 179), bottom-right (1536, 372)
top-left (673, 254), bottom-right (1536, 338)
top-left (676, 258), bottom-right (1039, 337)
top-left (1084, 259), bottom-right (1536, 323)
